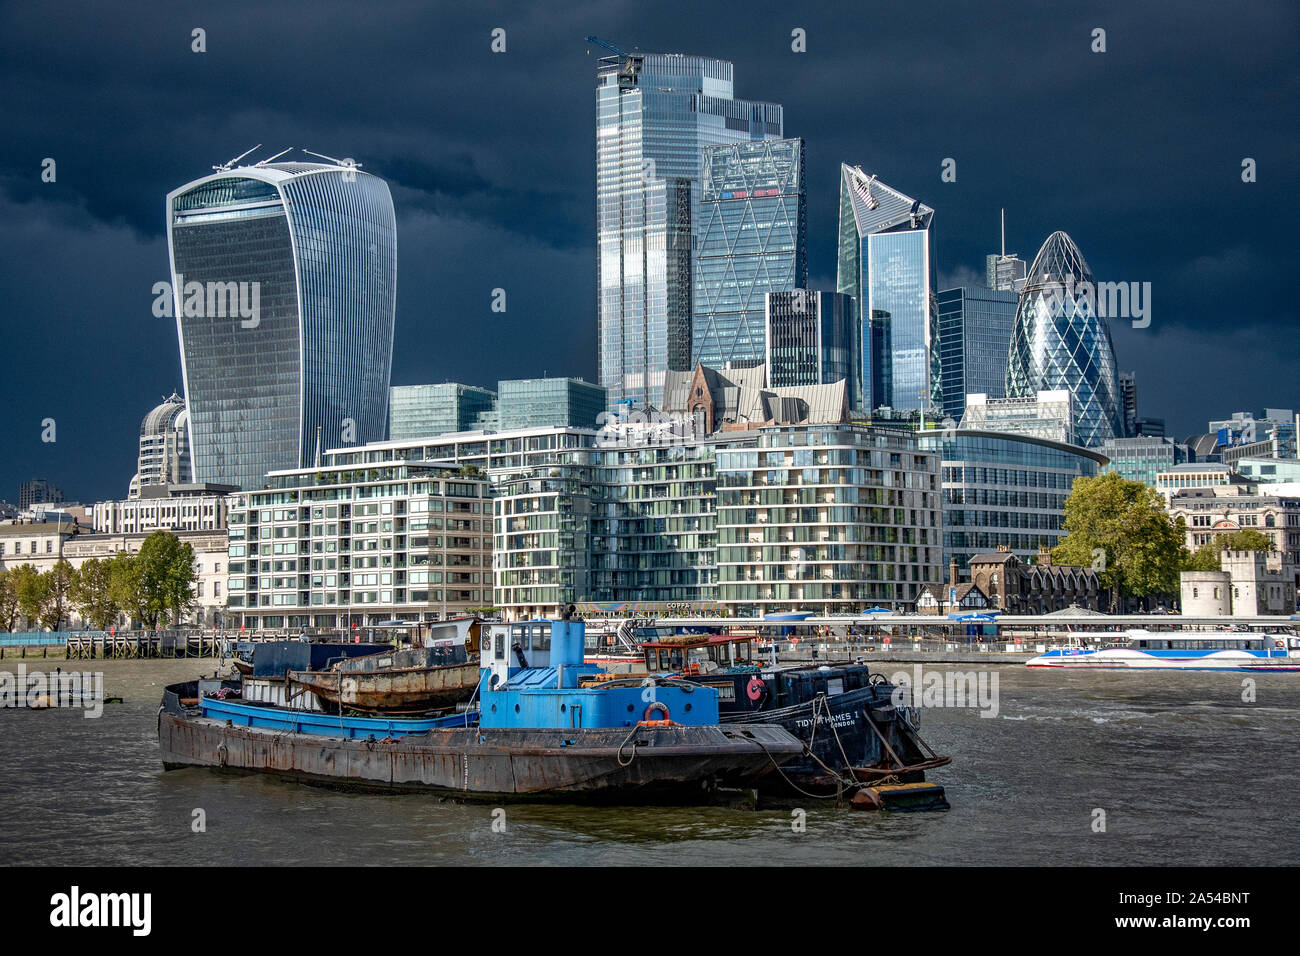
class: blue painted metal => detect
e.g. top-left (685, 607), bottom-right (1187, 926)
top-left (480, 618), bottom-right (721, 730)
top-left (199, 695), bottom-right (476, 738)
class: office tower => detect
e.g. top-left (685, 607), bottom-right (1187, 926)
top-left (1006, 231), bottom-right (1122, 448)
top-left (389, 384), bottom-right (498, 440)
top-left (693, 138), bottom-right (806, 369)
top-left (1135, 417), bottom-right (1166, 438)
top-left (985, 209), bottom-right (1027, 291)
top-left (167, 154), bottom-right (396, 490)
top-left (919, 428), bottom-right (1106, 573)
top-left (1100, 436), bottom-right (1190, 488)
top-left (496, 378), bottom-right (606, 430)
top-left (986, 254), bottom-right (1027, 292)
top-left (765, 290), bottom-right (859, 406)
top-left (1119, 371), bottom-right (1138, 438)
top-left (130, 391), bottom-right (193, 497)
top-left (1209, 409), bottom-right (1298, 458)
top-left (836, 165), bottom-right (940, 413)
top-left (869, 310), bottom-right (893, 411)
top-left (596, 46), bottom-right (783, 411)
top-left (18, 479), bottom-right (64, 510)
top-left (936, 286), bottom-right (1018, 421)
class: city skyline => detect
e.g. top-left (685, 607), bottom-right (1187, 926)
top-left (2, 2), bottom-right (1296, 501)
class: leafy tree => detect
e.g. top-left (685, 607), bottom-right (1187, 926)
top-left (13, 564), bottom-right (47, 629)
top-left (37, 560), bottom-right (75, 631)
top-left (1052, 472), bottom-right (1189, 609)
top-left (71, 557), bottom-right (120, 629)
top-left (1184, 548), bottom-right (1222, 572)
top-left (1184, 528), bottom-right (1275, 572)
top-left (0, 568), bottom-right (22, 631)
top-left (135, 532), bottom-right (197, 627)
top-left (108, 552), bottom-right (147, 628)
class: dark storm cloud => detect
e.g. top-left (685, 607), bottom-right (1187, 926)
top-left (1, 0), bottom-right (1297, 501)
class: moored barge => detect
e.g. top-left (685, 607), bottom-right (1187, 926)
top-left (159, 610), bottom-right (803, 802)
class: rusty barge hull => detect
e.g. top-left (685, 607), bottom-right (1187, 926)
top-left (287, 661), bottom-right (480, 714)
top-left (159, 712), bottom-right (800, 802)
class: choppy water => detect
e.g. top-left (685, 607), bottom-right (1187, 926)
top-left (2, 657), bottom-right (1296, 865)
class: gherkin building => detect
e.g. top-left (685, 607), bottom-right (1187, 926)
top-left (1005, 231), bottom-right (1121, 447)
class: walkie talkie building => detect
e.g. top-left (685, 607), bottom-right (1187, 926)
top-left (166, 159), bottom-right (396, 490)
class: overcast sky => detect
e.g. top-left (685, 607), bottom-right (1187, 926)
top-left (2, 0), bottom-right (1297, 502)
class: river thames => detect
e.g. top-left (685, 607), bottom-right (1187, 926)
top-left (2, 657), bottom-right (1296, 866)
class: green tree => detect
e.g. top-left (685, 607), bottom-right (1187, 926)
top-left (108, 552), bottom-right (147, 628)
top-left (71, 557), bottom-right (121, 629)
top-left (11, 564), bottom-right (47, 629)
top-left (1052, 472), bottom-right (1189, 609)
top-left (0, 568), bottom-right (22, 631)
top-left (37, 560), bottom-right (76, 631)
top-left (135, 532), bottom-right (197, 627)
top-left (1184, 528), bottom-right (1275, 572)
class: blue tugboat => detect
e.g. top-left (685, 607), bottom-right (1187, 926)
top-left (158, 608), bottom-right (803, 802)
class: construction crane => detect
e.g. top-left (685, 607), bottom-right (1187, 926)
top-left (585, 34), bottom-right (628, 57)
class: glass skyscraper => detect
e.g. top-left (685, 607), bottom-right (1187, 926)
top-left (936, 286), bottom-right (1019, 421)
top-left (693, 138), bottom-right (806, 369)
top-left (918, 429), bottom-right (1106, 571)
top-left (1005, 231), bottom-right (1122, 448)
top-left (596, 49), bottom-right (783, 411)
top-left (765, 290), bottom-right (860, 408)
top-left (496, 378), bottom-right (606, 431)
top-left (390, 384), bottom-right (498, 440)
top-left (167, 158), bottom-right (396, 490)
top-left (836, 165), bottom-right (939, 414)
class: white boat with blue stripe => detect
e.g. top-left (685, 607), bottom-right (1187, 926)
top-left (1026, 629), bottom-right (1300, 671)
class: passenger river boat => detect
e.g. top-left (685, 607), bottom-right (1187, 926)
top-left (1026, 629), bottom-right (1300, 671)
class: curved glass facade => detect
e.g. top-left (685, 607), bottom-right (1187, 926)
top-left (169, 163), bottom-right (396, 490)
top-left (1005, 231), bottom-right (1121, 448)
top-left (918, 429), bottom-right (1107, 571)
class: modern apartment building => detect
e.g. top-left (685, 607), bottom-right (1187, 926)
top-left (224, 463), bottom-right (492, 629)
top-left (715, 426), bottom-right (943, 616)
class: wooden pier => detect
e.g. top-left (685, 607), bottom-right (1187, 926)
top-left (61, 632), bottom-right (226, 660)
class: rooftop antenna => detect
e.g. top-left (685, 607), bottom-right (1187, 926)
top-left (302, 149), bottom-right (362, 170)
top-left (1001, 208), bottom-right (1006, 257)
top-left (253, 146), bottom-right (294, 167)
top-left (213, 144), bottom-right (261, 172)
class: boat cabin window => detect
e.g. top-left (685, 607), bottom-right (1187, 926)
top-left (494, 633), bottom-right (505, 660)
top-left (532, 624), bottom-right (551, 652)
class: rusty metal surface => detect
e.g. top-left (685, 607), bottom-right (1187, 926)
top-left (159, 713), bottom-right (802, 800)
top-left (287, 661), bottom-right (480, 713)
